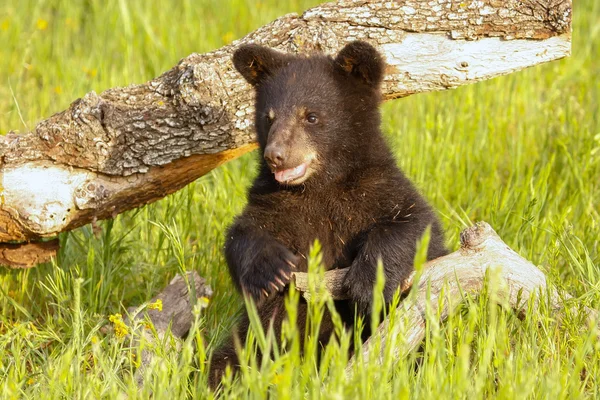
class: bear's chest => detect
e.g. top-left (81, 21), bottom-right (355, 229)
top-left (267, 187), bottom-right (392, 270)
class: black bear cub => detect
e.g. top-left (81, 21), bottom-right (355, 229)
top-left (210, 41), bottom-right (447, 386)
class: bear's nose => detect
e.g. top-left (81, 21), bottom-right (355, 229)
top-left (264, 144), bottom-right (285, 168)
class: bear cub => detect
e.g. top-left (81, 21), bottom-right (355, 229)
top-left (210, 41), bottom-right (447, 385)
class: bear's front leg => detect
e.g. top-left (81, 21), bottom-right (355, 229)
top-left (342, 221), bottom-right (443, 314)
top-left (225, 222), bottom-right (298, 301)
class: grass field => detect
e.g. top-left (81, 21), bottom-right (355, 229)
top-left (1, 0), bottom-right (599, 398)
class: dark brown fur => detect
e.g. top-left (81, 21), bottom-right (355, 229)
top-left (209, 41), bottom-right (447, 386)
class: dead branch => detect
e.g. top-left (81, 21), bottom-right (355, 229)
top-left (295, 221), bottom-right (597, 373)
top-left (0, 0), bottom-right (571, 267)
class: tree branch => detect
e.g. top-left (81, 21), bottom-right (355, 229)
top-left (0, 0), bottom-right (572, 266)
top-left (286, 221), bottom-right (596, 373)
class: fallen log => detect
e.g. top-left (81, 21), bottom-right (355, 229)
top-left (292, 221), bottom-right (599, 372)
top-left (0, 0), bottom-right (571, 267)
top-left (121, 222), bottom-right (597, 385)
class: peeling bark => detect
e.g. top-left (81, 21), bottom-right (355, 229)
top-left (0, 0), bottom-right (572, 263)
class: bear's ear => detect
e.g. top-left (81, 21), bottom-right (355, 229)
top-left (233, 44), bottom-right (290, 86)
top-left (334, 41), bottom-right (385, 88)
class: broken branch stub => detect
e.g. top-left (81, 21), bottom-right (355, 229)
top-left (0, 0), bottom-right (572, 267)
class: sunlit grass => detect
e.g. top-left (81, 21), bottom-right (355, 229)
top-left (0, 0), bottom-right (599, 398)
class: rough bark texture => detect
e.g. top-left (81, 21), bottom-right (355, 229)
top-left (0, 0), bottom-right (572, 265)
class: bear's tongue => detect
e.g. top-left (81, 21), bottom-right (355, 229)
top-left (274, 163), bottom-right (307, 183)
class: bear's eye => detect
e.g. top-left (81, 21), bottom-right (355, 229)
top-left (306, 113), bottom-right (318, 124)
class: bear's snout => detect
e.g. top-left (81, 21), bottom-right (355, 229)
top-left (264, 142), bottom-right (286, 169)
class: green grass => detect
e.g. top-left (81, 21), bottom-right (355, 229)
top-left (1, 0), bottom-right (599, 398)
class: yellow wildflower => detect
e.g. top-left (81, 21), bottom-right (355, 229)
top-left (36, 19), bottom-right (48, 31)
top-left (109, 313), bottom-right (129, 338)
top-left (83, 67), bottom-right (97, 78)
top-left (270, 373), bottom-right (283, 385)
top-left (222, 31), bottom-right (234, 44)
top-left (199, 296), bottom-right (210, 308)
top-left (130, 352), bottom-right (141, 368)
top-left (148, 299), bottom-right (163, 311)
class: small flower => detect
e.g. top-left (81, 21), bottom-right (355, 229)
top-left (36, 19), bottom-right (48, 31)
top-left (1, 20), bottom-right (9, 31)
top-left (91, 335), bottom-right (99, 344)
top-left (148, 299), bottom-right (163, 311)
top-left (199, 296), bottom-right (210, 308)
top-left (130, 352), bottom-right (141, 368)
top-left (54, 86), bottom-right (62, 95)
top-left (109, 313), bottom-right (129, 338)
top-left (222, 31), bottom-right (234, 44)
top-left (270, 373), bottom-right (283, 385)
top-left (82, 67), bottom-right (97, 78)
top-left (27, 378), bottom-right (35, 385)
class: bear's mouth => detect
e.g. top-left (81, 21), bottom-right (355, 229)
top-left (273, 162), bottom-right (310, 184)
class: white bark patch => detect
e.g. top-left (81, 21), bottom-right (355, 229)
top-left (382, 33), bottom-right (571, 93)
top-left (400, 6), bottom-right (416, 15)
top-left (1, 163), bottom-right (92, 234)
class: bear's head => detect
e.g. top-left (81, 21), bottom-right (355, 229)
top-left (233, 41), bottom-right (386, 186)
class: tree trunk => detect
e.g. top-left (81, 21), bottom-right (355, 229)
top-left (0, 0), bottom-right (572, 267)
